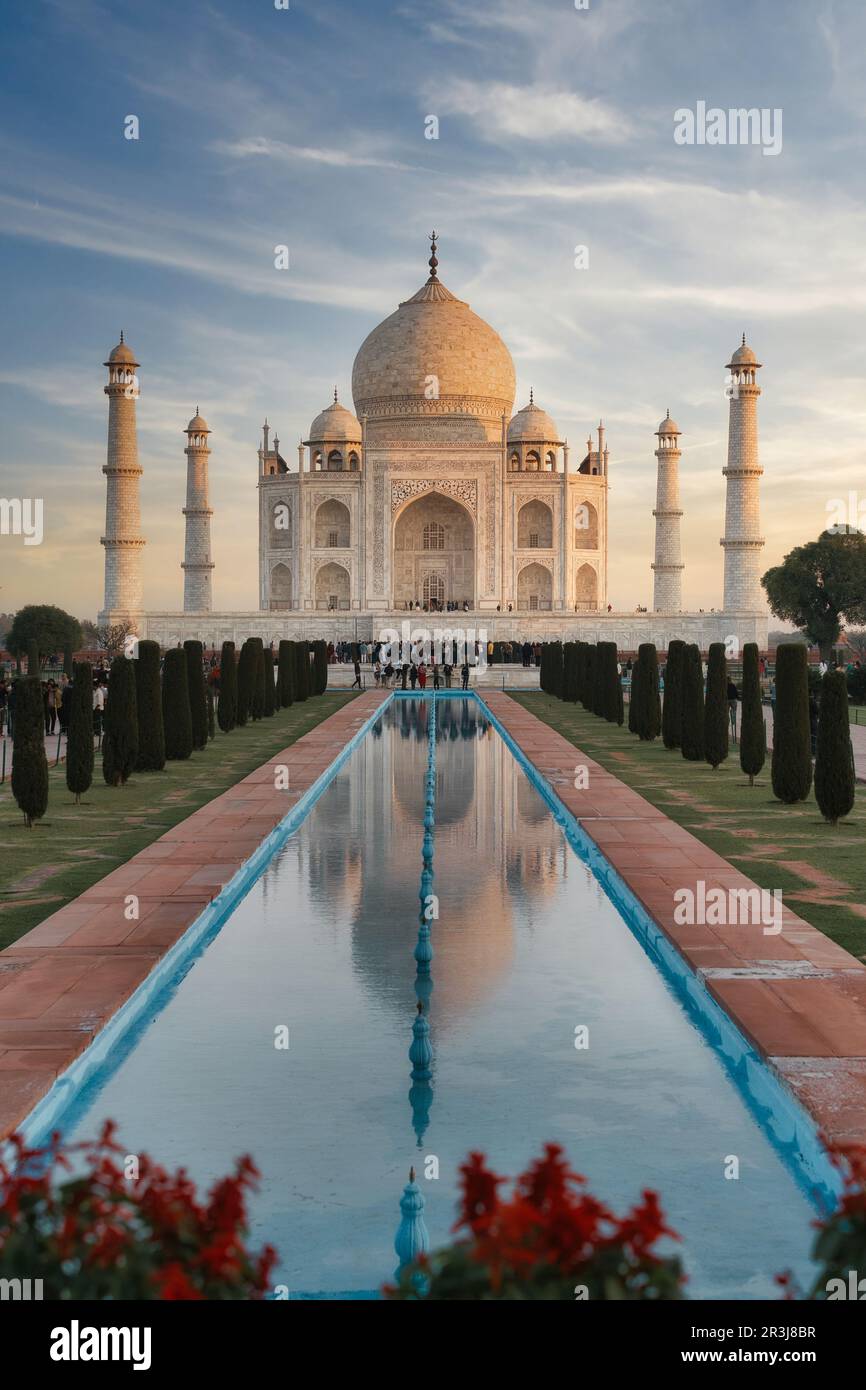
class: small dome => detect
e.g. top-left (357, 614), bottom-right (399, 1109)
top-left (106, 334), bottom-right (138, 366)
top-left (657, 409), bottom-right (680, 435)
top-left (507, 395), bottom-right (559, 443)
top-left (729, 336), bottom-right (759, 367)
top-left (308, 395), bottom-right (362, 442)
top-left (187, 410), bottom-right (209, 432)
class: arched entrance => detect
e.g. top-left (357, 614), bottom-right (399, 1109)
top-left (393, 492), bottom-right (475, 608)
top-left (575, 563), bottom-right (598, 610)
top-left (517, 562), bottom-right (552, 610)
top-left (315, 561), bottom-right (350, 610)
top-left (270, 562), bottom-right (293, 611)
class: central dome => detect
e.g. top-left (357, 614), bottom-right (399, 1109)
top-left (351, 255), bottom-right (515, 430)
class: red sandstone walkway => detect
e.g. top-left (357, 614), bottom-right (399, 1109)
top-left (0, 692), bottom-right (387, 1141)
top-left (481, 692), bottom-right (866, 1149)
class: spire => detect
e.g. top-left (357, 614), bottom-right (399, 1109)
top-left (120, 330), bottom-right (124, 344)
top-left (529, 387), bottom-right (534, 406)
top-left (742, 332), bottom-right (746, 346)
top-left (333, 386), bottom-right (338, 403)
top-left (428, 230), bottom-right (439, 280)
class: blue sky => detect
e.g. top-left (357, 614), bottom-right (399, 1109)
top-left (2, 0), bottom-right (865, 616)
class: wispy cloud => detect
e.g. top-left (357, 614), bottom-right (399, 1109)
top-left (429, 79), bottom-right (633, 144)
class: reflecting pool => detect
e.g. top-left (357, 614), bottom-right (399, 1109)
top-left (59, 696), bottom-right (817, 1298)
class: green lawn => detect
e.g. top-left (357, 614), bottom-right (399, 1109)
top-left (513, 693), bottom-right (866, 960)
top-left (0, 694), bottom-right (359, 950)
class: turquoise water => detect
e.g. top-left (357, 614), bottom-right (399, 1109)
top-left (56, 696), bottom-right (818, 1298)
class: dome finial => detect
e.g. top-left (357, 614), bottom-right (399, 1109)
top-left (529, 387), bottom-right (534, 406)
top-left (120, 329), bottom-right (124, 343)
top-left (428, 230), bottom-right (439, 280)
top-left (334, 386), bottom-right (338, 403)
top-left (742, 332), bottom-right (746, 346)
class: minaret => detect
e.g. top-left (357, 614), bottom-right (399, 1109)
top-left (100, 334), bottom-right (145, 624)
top-left (651, 410), bottom-right (684, 612)
top-left (721, 336), bottom-right (765, 611)
top-left (182, 410), bottom-right (214, 612)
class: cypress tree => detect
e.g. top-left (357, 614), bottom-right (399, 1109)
top-left (162, 648), bottom-right (193, 760)
top-left (63, 644), bottom-right (74, 678)
top-left (270, 645), bottom-right (281, 710)
top-left (739, 643), bottom-right (766, 786)
top-left (217, 641), bottom-right (237, 733)
top-left (634, 644), bottom-right (661, 740)
top-left (66, 661), bottom-right (94, 804)
top-left (681, 644), bottom-right (705, 762)
top-left (582, 644), bottom-right (596, 711)
top-left (592, 642), bottom-right (609, 717)
top-left (278, 640), bottom-right (295, 708)
top-left (184, 640), bottom-right (208, 750)
top-left (294, 640), bottom-right (310, 702)
top-left (574, 642), bottom-right (586, 706)
top-left (628, 658), bottom-right (641, 734)
top-left (562, 642), bottom-right (578, 701)
top-left (207, 683), bottom-right (216, 739)
top-left (545, 641), bottom-right (563, 699)
top-left (313, 640), bottom-right (328, 695)
top-left (662, 640), bottom-right (685, 750)
top-left (250, 639), bottom-right (265, 720)
top-left (134, 640), bottom-right (165, 771)
top-left (236, 640), bottom-right (255, 725)
top-left (263, 646), bottom-right (276, 716)
top-left (12, 676), bottom-right (48, 827)
top-left (602, 644), bottom-right (620, 722)
top-left (26, 637), bottom-right (40, 675)
top-left (771, 643), bottom-right (813, 804)
top-left (102, 655), bottom-right (138, 786)
top-left (814, 670), bottom-right (855, 825)
top-left (703, 642), bottom-right (729, 770)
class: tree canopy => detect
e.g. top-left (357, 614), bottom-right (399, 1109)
top-left (6, 605), bottom-right (82, 660)
top-left (762, 529), bottom-right (866, 658)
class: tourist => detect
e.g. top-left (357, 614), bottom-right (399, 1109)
top-left (461, 661), bottom-right (470, 690)
top-left (418, 662), bottom-right (427, 689)
top-left (93, 678), bottom-right (105, 739)
top-left (727, 678), bottom-right (739, 741)
top-left (351, 658), bottom-right (361, 689)
top-left (384, 660), bottom-right (395, 687)
top-left (44, 679), bottom-right (56, 735)
top-left (0, 678), bottom-right (7, 736)
top-left (409, 662), bottom-right (418, 689)
top-left (443, 662), bottom-right (452, 689)
top-left (432, 663), bottom-right (441, 690)
top-left (373, 659), bottom-right (381, 687)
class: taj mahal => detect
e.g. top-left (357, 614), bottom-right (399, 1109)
top-left (98, 235), bottom-right (768, 651)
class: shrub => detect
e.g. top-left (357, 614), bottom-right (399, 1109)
top-left (661, 640), bottom-right (685, 750)
top-left (217, 641), bottom-right (237, 733)
top-left (0, 1121), bottom-right (276, 1300)
top-left (582, 644), bottom-right (596, 711)
top-left (184, 640), bottom-right (208, 751)
top-left (703, 642), bottom-right (729, 770)
top-left (592, 642), bottom-right (610, 717)
top-left (102, 655), bottom-right (138, 787)
top-left (251, 639), bottom-right (265, 720)
top-left (814, 671), bottom-right (855, 824)
top-left (11, 676), bottom-right (48, 827)
top-left (562, 642), bottom-right (577, 701)
top-left (739, 643), bottom-right (766, 786)
top-left (263, 647), bottom-right (276, 717)
top-left (26, 638), bottom-right (40, 675)
top-left (66, 662), bottom-right (94, 803)
top-left (385, 1144), bottom-right (683, 1301)
top-left (294, 641), bottom-right (311, 702)
top-left (134, 640), bottom-right (165, 771)
top-left (162, 648), bottom-right (193, 760)
top-left (547, 642), bottom-right (563, 699)
top-left (771, 643), bottom-right (813, 804)
top-left (633, 644), bottom-right (661, 740)
top-left (236, 639), bottom-right (256, 725)
top-left (313, 640), bottom-right (328, 695)
top-left (574, 642), bottom-right (586, 705)
top-left (278, 640), bottom-right (295, 707)
top-left (681, 644), bottom-right (705, 762)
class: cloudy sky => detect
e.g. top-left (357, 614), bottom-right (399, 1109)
top-left (2, 0), bottom-right (865, 618)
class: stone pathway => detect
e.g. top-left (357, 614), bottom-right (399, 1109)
top-left (481, 691), bottom-right (866, 1150)
top-left (0, 691), bottom-right (387, 1141)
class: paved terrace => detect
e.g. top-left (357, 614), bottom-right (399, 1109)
top-left (482, 692), bottom-right (866, 1150)
top-left (0, 691), bottom-right (387, 1141)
